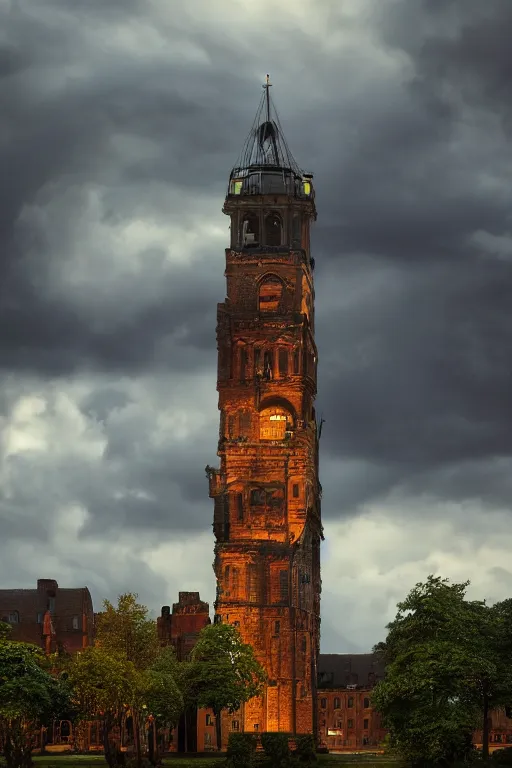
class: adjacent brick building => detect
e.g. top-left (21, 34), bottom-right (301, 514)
top-left (0, 578), bottom-right (94, 654)
top-left (317, 654), bottom-right (387, 750)
top-left (207, 77), bottom-right (322, 736)
top-left (157, 592), bottom-right (215, 752)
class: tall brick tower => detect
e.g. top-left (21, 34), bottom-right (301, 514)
top-left (207, 78), bottom-right (322, 737)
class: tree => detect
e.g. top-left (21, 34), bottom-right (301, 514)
top-left (190, 622), bottom-right (266, 750)
top-left (94, 593), bottom-right (163, 766)
top-left (66, 646), bottom-right (136, 768)
top-left (372, 575), bottom-right (512, 765)
top-left (95, 593), bottom-right (160, 670)
top-left (142, 648), bottom-right (184, 764)
top-left (74, 593), bottom-right (183, 767)
top-left (0, 633), bottom-right (69, 768)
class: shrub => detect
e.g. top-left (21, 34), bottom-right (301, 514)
top-left (294, 734), bottom-right (316, 764)
top-left (492, 748), bottom-right (512, 765)
top-left (226, 732), bottom-right (258, 768)
top-left (261, 732), bottom-right (291, 766)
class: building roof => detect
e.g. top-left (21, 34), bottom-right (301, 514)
top-left (0, 579), bottom-right (93, 647)
top-left (318, 653), bottom-right (385, 690)
top-left (232, 76), bottom-right (303, 177)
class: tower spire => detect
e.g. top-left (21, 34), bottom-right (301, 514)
top-left (263, 74), bottom-right (272, 124)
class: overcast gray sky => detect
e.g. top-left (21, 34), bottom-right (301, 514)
top-left (1, 0), bottom-right (512, 653)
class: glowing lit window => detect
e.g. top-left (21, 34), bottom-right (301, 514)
top-left (303, 180), bottom-right (311, 195)
top-left (260, 406), bottom-right (292, 440)
top-left (259, 276), bottom-right (282, 312)
top-left (230, 180), bottom-right (243, 195)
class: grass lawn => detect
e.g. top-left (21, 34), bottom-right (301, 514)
top-left (0, 756), bottom-right (402, 768)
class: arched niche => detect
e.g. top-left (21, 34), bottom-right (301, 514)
top-left (291, 213), bottom-right (301, 247)
top-left (258, 275), bottom-right (283, 313)
top-left (265, 212), bottom-right (282, 246)
top-left (259, 400), bottom-right (295, 440)
top-left (241, 212), bottom-right (260, 246)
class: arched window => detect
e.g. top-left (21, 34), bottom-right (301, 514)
top-left (260, 405), bottom-right (293, 440)
top-left (241, 213), bottom-right (259, 246)
top-left (334, 697), bottom-right (341, 710)
top-left (259, 276), bottom-right (283, 312)
top-left (265, 212), bottom-right (282, 246)
top-left (363, 697), bottom-right (370, 709)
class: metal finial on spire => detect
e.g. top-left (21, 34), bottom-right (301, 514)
top-left (263, 74), bottom-right (272, 123)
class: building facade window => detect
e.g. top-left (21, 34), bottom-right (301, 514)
top-left (348, 719), bottom-right (354, 729)
top-left (334, 697), bottom-right (341, 709)
top-left (8, 611), bottom-right (19, 624)
top-left (320, 698), bottom-right (327, 709)
top-left (265, 213), bottom-right (282, 246)
top-left (236, 493), bottom-right (244, 521)
top-left (363, 719), bottom-right (369, 729)
top-left (292, 483), bottom-right (299, 498)
top-left (278, 348), bottom-right (288, 377)
top-left (363, 697), bottom-right (370, 708)
top-left (259, 276), bottom-right (283, 313)
top-left (348, 697), bottom-right (354, 708)
top-left (205, 714), bottom-right (212, 726)
top-left (232, 720), bottom-right (240, 732)
top-left (72, 615), bottom-right (79, 630)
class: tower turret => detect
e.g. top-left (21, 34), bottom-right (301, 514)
top-left (208, 77), bottom-right (322, 742)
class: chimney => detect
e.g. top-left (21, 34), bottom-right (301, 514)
top-left (37, 579), bottom-right (58, 595)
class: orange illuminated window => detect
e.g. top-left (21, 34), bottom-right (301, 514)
top-left (259, 276), bottom-right (282, 312)
top-left (259, 406), bottom-right (292, 440)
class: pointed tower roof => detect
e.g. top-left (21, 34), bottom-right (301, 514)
top-left (235, 75), bottom-right (301, 173)
top-left (228, 76), bottom-right (313, 199)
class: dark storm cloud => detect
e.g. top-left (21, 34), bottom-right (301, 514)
top-left (1, 0), bottom-right (512, 612)
top-left (311, 0), bottom-right (512, 515)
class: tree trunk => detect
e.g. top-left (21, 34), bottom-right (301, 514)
top-left (2, 720), bottom-right (34, 768)
top-left (214, 709), bottom-right (222, 753)
top-left (482, 694), bottom-right (490, 762)
top-left (133, 711), bottom-right (143, 768)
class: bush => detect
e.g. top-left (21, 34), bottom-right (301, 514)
top-left (492, 748), bottom-right (512, 765)
top-left (294, 734), bottom-right (316, 764)
top-left (226, 732), bottom-right (258, 768)
top-left (261, 732), bottom-right (291, 766)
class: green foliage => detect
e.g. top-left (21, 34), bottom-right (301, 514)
top-left (142, 647), bottom-right (184, 728)
top-left (372, 575), bottom-right (512, 766)
top-left (190, 622), bottom-right (265, 749)
top-left (225, 732), bottom-right (258, 768)
top-left (0, 621), bottom-right (12, 640)
top-left (95, 593), bottom-right (160, 670)
top-left (0, 637), bottom-right (70, 768)
top-left (66, 646), bottom-right (136, 721)
top-left (294, 734), bottom-right (317, 764)
top-left (260, 732), bottom-right (291, 766)
top-left (191, 623), bottom-right (266, 714)
top-left (492, 749), bottom-right (512, 766)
